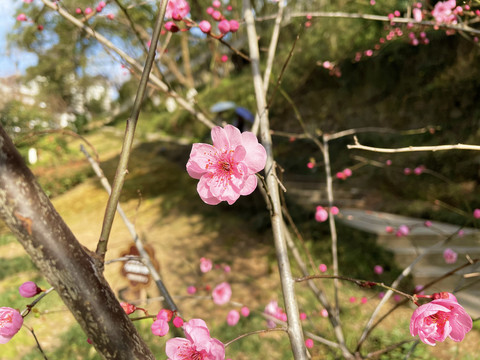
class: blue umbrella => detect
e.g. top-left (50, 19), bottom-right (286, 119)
top-left (235, 107), bottom-right (255, 123)
top-left (210, 101), bottom-right (237, 113)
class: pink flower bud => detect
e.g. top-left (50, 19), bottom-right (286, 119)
top-left (473, 209), bottom-right (480, 219)
top-left (315, 206), bottom-right (328, 222)
top-left (240, 306), bottom-right (250, 317)
top-left (151, 318), bottom-right (169, 336)
top-left (165, 21), bottom-right (179, 32)
top-left (0, 307), bottom-right (23, 343)
top-left (305, 338), bottom-right (314, 348)
top-left (120, 302), bottom-right (136, 315)
top-left (229, 20), bottom-right (239, 33)
top-left (220, 54), bottom-right (228, 62)
top-left (374, 265), bottom-right (383, 275)
top-left (349, 296), bottom-right (356, 303)
top-left (18, 281), bottom-right (41, 298)
top-left (414, 166), bottom-right (423, 175)
top-left (106, 13), bottom-right (115, 20)
top-left (227, 5), bottom-right (233, 11)
top-left (96, 6), bottom-right (103, 12)
top-left (157, 309), bottom-right (173, 322)
top-left (218, 19), bottom-right (230, 34)
top-left (385, 226), bottom-right (394, 233)
top-left (413, 8), bottom-right (423, 21)
top-left (320, 309), bottom-right (328, 317)
top-left (98, 1), bottom-right (106, 7)
top-left (37, 25), bottom-right (44, 31)
top-left (397, 225), bottom-right (410, 236)
top-left (307, 161), bottom-right (315, 169)
top-left (223, 265), bottom-right (231, 273)
top-left (187, 285), bottom-right (197, 294)
top-left (206, 7), bottom-right (214, 15)
top-left (16, 13), bottom-right (27, 22)
top-left (199, 20), bottom-right (212, 33)
top-left (300, 312), bottom-right (307, 320)
top-left (424, 220), bottom-right (432, 227)
top-left (75, 8), bottom-right (82, 14)
top-left (212, 0), bottom-right (221, 8)
top-left (404, 167), bottom-right (411, 175)
top-left (330, 206), bottom-right (339, 215)
top-left (173, 316), bottom-right (184, 328)
top-left (226, 310), bottom-right (240, 326)
top-left (336, 171), bottom-right (347, 180)
top-left (85, 7), bottom-right (93, 15)
top-left (212, 10), bottom-right (222, 21)
top-left (318, 263), bottom-right (327, 273)
top-left (386, 159), bottom-right (392, 165)
top-left (361, 297), bottom-right (368, 304)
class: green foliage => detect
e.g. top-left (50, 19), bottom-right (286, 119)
top-left (0, 256), bottom-right (37, 281)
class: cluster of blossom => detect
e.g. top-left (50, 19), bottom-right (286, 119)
top-left (385, 224), bottom-right (410, 237)
top-left (443, 248), bottom-right (458, 264)
top-left (202, 0), bottom-right (239, 35)
top-left (336, 168), bottom-right (352, 180)
top-left (226, 306), bottom-right (250, 326)
top-left (151, 309), bottom-right (184, 337)
top-left (186, 125), bottom-right (267, 205)
top-left (315, 205), bottom-right (339, 223)
top-left (410, 292), bottom-right (472, 346)
top-left (0, 281), bottom-right (43, 344)
top-left (75, 1), bottom-right (109, 16)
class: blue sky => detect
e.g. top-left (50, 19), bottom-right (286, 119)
top-left (0, 1), bottom-right (38, 78)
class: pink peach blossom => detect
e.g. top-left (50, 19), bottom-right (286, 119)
top-left (187, 286), bottom-right (197, 295)
top-left (186, 125), bottom-right (266, 205)
top-left (0, 307), bottom-right (23, 344)
top-left (361, 297), bottom-right (368, 304)
top-left (320, 309), bottom-right (328, 317)
top-left (226, 310), bottom-right (240, 326)
top-left (16, 13), bottom-right (28, 21)
top-left (151, 318), bottom-right (169, 336)
top-left (212, 0), bottom-right (221, 8)
top-left (120, 302), bottom-right (137, 315)
top-left (173, 316), bottom-right (184, 328)
top-left (84, 7), bottom-right (93, 14)
top-left (443, 248), bottom-right (458, 264)
top-left (330, 206), bottom-right (339, 215)
top-left (18, 281), bottom-right (41, 298)
top-left (305, 338), bottom-right (314, 348)
top-left (432, 0), bottom-right (457, 24)
top-left (165, 0), bottom-right (190, 20)
top-left (212, 10), bottom-right (222, 21)
top-left (200, 257), bottom-right (213, 273)
top-left (349, 296), bottom-right (356, 303)
top-left (220, 54), bottom-right (228, 62)
top-left (413, 8), bottom-right (423, 21)
top-left (157, 309), bottom-right (174, 321)
top-left (165, 21), bottom-right (180, 32)
top-left (374, 265), bottom-right (383, 275)
top-left (410, 294), bottom-right (472, 345)
top-left (166, 319), bottom-right (225, 360)
top-left (212, 282), bottom-right (232, 305)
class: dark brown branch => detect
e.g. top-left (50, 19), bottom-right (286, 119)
top-left (0, 125), bottom-right (154, 360)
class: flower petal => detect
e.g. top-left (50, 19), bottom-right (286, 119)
top-left (211, 126), bottom-right (230, 152)
top-left (241, 131), bottom-right (267, 173)
top-left (187, 143), bottom-right (218, 179)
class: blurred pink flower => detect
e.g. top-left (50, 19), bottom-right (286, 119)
top-left (165, 0), bottom-right (190, 20)
top-left (410, 294), bottom-right (472, 345)
top-left (218, 19), bottom-right (230, 34)
top-left (173, 316), bottom-right (184, 328)
top-left (151, 318), bottom-right (169, 336)
top-left (474, 208), bottom-right (480, 219)
top-left (330, 206), bottom-right (339, 215)
top-left (443, 248), bottom-right (458, 264)
top-left (413, 7), bottom-right (423, 21)
top-left (187, 286), bottom-right (197, 295)
top-left (349, 296), bottom-right (356, 303)
top-left (226, 310), bottom-right (240, 326)
top-left (229, 20), bottom-right (239, 32)
top-left (16, 13), bottom-right (28, 21)
top-left (212, 282), bottom-right (232, 305)
top-left (200, 257), bottom-right (213, 273)
top-left (320, 309), bottom-right (328, 317)
top-left (396, 225), bottom-right (410, 237)
top-left (199, 20), bottom-right (212, 33)
top-left (240, 306), bottom-right (250, 317)
top-left (305, 338), bottom-right (314, 348)
top-left (374, 265), bottom-right (383, 275)
top-left (432, 0), bottom-right (457, 24)
top-left (0, 307), bottom-right (23, 344)
top-left (361, 296), bottom-right (368, 304)
top-left (318, 263), bottom-right (327, 273)
top-left (186, 125), bottom-right (266, 205)
top-left (166, 319), bottom-right (225, 360)
top-left (18, 281), bottom-right (41, 298)
top-left (315, 206), bottom-right (328, 222)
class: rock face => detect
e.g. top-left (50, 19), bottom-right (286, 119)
top-left (338, 208), bottom-right (480, 319)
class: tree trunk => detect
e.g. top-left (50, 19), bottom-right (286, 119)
top-left (0, 125), bottom-right (155, 360)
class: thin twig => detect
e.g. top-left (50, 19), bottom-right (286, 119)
top-left (348, 136), bottom-right (480, 152)
top-left (21, 287), bottom-right (55, 317)
top-left (224, 327), bottom-right (288, 347)
top-left (365, 339), bottom-right (416, 359)
top-left (325, 125), bottom-right (438, 141)
top-left (81, 145), bottom-right (179, 312)
top-left (95, 0), bottom-right (169, 262)
top-left (25, 326), bottom-right (49, 360)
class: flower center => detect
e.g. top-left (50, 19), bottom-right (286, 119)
top-left (220, 160), bottom-right (231, 172)
top-left (426, 311), bottom-right (449, 331)
top-left (0, 314), bottom-right (13, 328)
top-left (178, 345), bottom-right (206, 360)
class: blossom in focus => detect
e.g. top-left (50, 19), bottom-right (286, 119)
top-left (186, 125), bottom-right (267, 205)
top-left (165, 0), bottom-right (190, 20)
top-left (443, 248), bottom-right (458, 264)
top-left (0, 307), bottom-right (23, 344)
top-left (166, 319), bottom-right (225, 360)
top-left (212, 282), bottom-right (232, 305)
top-left (410, 293), bottom-right (472, 345)
top-left (18, 281), bottom-right (41, 298)
top-left (226, 310), bottom-right (240, 326)
top-left (432, 0), bottom-right (457, 24)
top-left (200, 257), bottom-right (213, 273)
